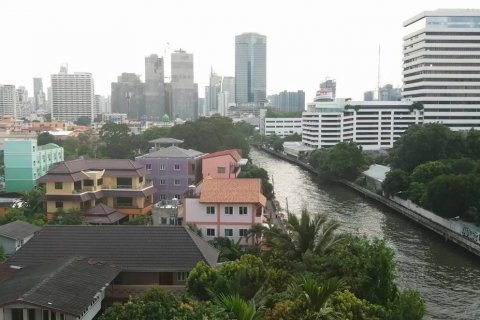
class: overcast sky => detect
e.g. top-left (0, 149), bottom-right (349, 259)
top-left (1, 0), bottom-right (478, 101)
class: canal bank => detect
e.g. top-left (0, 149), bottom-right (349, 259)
top-left (256, 146), bottom-right (480, 257)
top-left (250, 147), bottom-right (480, 320)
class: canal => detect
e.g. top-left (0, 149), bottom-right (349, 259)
top-left (250, 148), bottom-right (480, 320)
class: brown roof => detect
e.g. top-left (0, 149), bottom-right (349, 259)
top-left (85, 204), bottom-right (127, 224)
top-left (199, 178), bottom-right (266, 206)
top-left (202, 149), bottom-right (242, 161)
top-left (38, 159), bottom-right (147, 182)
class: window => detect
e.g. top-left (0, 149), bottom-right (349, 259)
top-left (117, 197), bottom-right (133, 207)
top-left (207, 228), bottom-right (215, 237)
top-left (117, 177), bottom-right (132, 188)
top-left (174, 194), bottom-right (181, 199)
top-left (146, 163), bottom-right (152, 170)
top-left (55, 201), bottom-right (63, 208)
top-left (217, 166), bottom-right (226, 174)
top-left (139, 177), bottom-right (144, 183)
top-left (206, 206), bottom-right (215, 214)
top-left (224, 229), bottom-right (233, 237)
top-left (169, 217), bottom-right (176, 225)
top-left (239, 206), bottom-right (248, 215)
top-left (55, 182), bottom-right (62, 189)
top-left (84, 179), bottom-right (94, 186)
top-left (160, 179), bottom-right (166, 185)
top-left (174, 164), bottom-right (180, 171)
top-left (177, 272), bottom-right (189, 281)
top-left (160, 194), bottom-right (166, 200)
top-left (239, 229), bottom-right (248, 237)
top-left (161, 217), bottom-right (167, 224)
top-left (12, 309), bottom-right (23, 320)
top-left (174, 179), bottom-right (180, 186)
top-left (97, 178), bottom-right (103, 186)
top-left (224, 206), bottom-right (233, 215)
top-left (160, 164), bottom-right (166, 170)
top-left (33, 160), bottom-right (36, 166)
top-left (28, 309), bottom-right (36, 320)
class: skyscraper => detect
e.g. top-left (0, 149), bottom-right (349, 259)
top-left (111, 73), bottom-right (145, 118)
top-left (33, 78), bottom-right (45, 111)
top-left (16, 86), bottom-right (30, 118)
top-left (222, 76), bottom-right (235, 105)
top-left (402, 9), bottom-right (480, 130)
top-left (171, 49), bottom-right (197, 120)
top-left (207, 70), bottom-right (222, 113)
top-left (235, 33), bottom-right (267, 104)
top-left (145, 54), bottom-right (165, 119)
top-left (269, 90), bottom-right (305, 112)
top-left (0, 85), bottom-right (16, 118)
top-left (50, 66), bottom-right (95, 121)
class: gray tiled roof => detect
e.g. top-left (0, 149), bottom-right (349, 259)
top-left (0, 257), bottom-right (120, 317)
top-left (149, 137), bottom-right (184, 144)
top-left (0, 220), bottom-right (41, 240)
top-left (137, 146), bottom-right (203, 159)
top-left (85, 204), bottom-right (127, 224)
top-left (7, 225), bottom-right (219, 271)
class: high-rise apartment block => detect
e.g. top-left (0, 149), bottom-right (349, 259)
top-left (364, 84), bottom-right (402, 101)
top-left (222, 77), bottom-right (235, 105)
top-left (402, 9), bottom-right (480, 130)
top-left (145, 54), bottom-right (166, 119)
top-left (0, 85), bottom-right (16, 118)
top-left (268, 90), bottom-right (305, 112)
top-left (16, 87), bottom-right (30, 118)
top-left (235, 33), bottom-right (267, 104)
top-left (33, 78), bottom-right (46, 111)
top-left (171, 49), bottom-right (197, 120)
top-left (111, 73), bottom-right (145, 119)
top-left (50, 67), bottom-right (95, 121)
top-left (207, 71), bottom-right (222, 113)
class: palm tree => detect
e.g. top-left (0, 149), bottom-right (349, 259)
top-left (215, 294), bottom-right (260, 320)
top-left (264, 209), bottom-right (342, 260)
top-left (245, 223), bottom-right (267, 246)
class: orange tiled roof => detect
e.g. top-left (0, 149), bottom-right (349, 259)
top-left (202, 149), bottom-right (242, 161)
top-left (199, 178), bottom-right (266, 207)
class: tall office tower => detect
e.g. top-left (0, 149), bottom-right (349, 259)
top-left (171, 49), bottom-right (196, 120)
top-left (0, 85), bottom-right (16, 117)
top-left (319, 78), bottom-right (336, 100)
top-left (403, 9), bottom-right (480, 130)
top-left (198, 97), bottom-right (206, 117)
top-left (145, 54), bottom-right (165, 119)
top-left (364, 84), bottom-right (401, 101)
top-left (111, 73), bottom-right (145, 119)
top-left (207, 70), bottom-right (222, 113)
top-left (46, 87), bottom-right (52, 111)
top-left (272, 90), bottom-right (305, 112)
top-left (222, 76), bottom-right (235, 105)
top-left (33, 78), bottom-right (45, 111)
top-left (235, 33), bottom-right (267, 104)
top-left (364, 90), bottom-right (375, 101)
top-left (50, 67), bottom-right (95, 121)
top-left (16, 86), bottom-right (30, 118)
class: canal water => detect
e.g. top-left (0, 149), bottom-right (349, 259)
top-left (250, 148), bottom-right (480, 320)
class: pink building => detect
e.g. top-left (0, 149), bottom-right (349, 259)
top-left (201, 149), bottom-right (247, 179)
top-left (183, 178), bottom-right (266, 245)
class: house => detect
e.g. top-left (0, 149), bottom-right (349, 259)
top-left (363, 164), bottom-right (390, 191)
top-left (201, 149), bottom-right (248, 179)
top-left (6, 225), bottom-right (219, 298)
top-left (135, 146), bottom-right (204, 202)
top-left (183, 178), bottom-right (266, 245)
top-left (0, 220), bottom-right (41, 256)
top-left (37, 159), bottom-right (155, 221)
top-left (4, 139), bottom-right (64, 192)
top-left (0, 257), bottom-right (121, 320)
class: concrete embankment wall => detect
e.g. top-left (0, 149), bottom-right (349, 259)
top-left (255, 146), bottom-right (480, 257)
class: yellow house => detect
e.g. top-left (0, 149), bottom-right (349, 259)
top-left (38, 159), bottom-right (155, 223)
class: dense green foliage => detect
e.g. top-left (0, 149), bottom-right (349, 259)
top-left (265, 108), bottom-right (303, 118)
top-left (384, 124), bottom-right (480, 222)
top-left (169, 116), bottom-right (252, 156)
top-left (51, 208), bottom-right (85, 225)
top-left (0, 187), bottom-right (47, 226)
top-left (309, 142), bottom-right (367, 180)
top-left (37, 132), bottom-right (56, 146)
top-left (75, 116), bottom-right (91, 126)
top-left (0, 245), bottom-right (4, 263)
top-left (238, 163), bottom-right (274, 199)
top-left (101, 210), bottom-right (424, 320)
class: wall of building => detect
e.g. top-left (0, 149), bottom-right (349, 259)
top-left (263, 118), bottom-right (302, 137)
top-left (202, 155), bottom-right (238, 179)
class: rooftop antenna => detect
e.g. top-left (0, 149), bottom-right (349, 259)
top-left (377, 45), bottom-right (381, 100)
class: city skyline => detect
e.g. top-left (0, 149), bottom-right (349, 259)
top-left (1, 0), bottom-right (479, 102)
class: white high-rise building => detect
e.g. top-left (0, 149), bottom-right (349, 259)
top-left (302, 99), bottom-right (423, 150)
top-left (50, 67), bottom-right (95, 121)
top-left (0, 85), bottom-right (16, 118)
top-left (16, 86), bottom-right (30, 118)
top-left (171, 49), bottom-right (196, 120)
top-left (402, 9), bottom-right (480, 130)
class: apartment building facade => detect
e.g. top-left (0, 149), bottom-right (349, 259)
top-left (261, 117), bottom-right (303, 137)
top-left (302, 99), bottom-right (423, 150)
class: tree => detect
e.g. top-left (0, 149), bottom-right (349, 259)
top-left (133, 126), bottom-right (170, 154)
top-left (283, 133), bottom-right (302, 142)
top-left (314, 142), bottom-right (367, 180)
top-left (238, 163), bottom-right (274, 200)
top-left (264, 209), bottom-right (341, 260)
top-left (410, 161), bottom-right (449, 184)
top-left (390, 124), bottom-right (464, 172)
top-left (215, 294), bottom-right (260, 320)
top-left (187, 261), bottom-right (220, 300)
top-left (99, 123), bottom-right (133, 159)
top-left (382, 169), bottom-right (409, 197)
top-left (75, 116), bottom-right (91, 126)
top-left (465, 129), bottom-right (480, 159)
top-left (386, 289), bottom-right (425, 320)
top-left (246, 224), bottom-right (267, 247)
top-left (0, 245), bottom-right (5, 263)
top-left (327, 290), bottom-right (379, 320)
top-left (210, 237), bottom-right (244, 262)
top-left (37, 132), bottom-right (55, 146)
top-left (423, 174), bottom-right (480, 219)
top-left (52, 208), bottom-right (85, 225)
